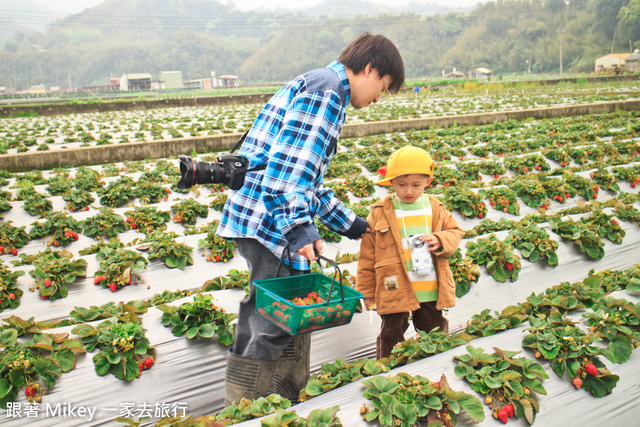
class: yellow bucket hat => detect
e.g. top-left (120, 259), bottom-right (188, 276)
top-left (376, 146), bottom-right (434, 186)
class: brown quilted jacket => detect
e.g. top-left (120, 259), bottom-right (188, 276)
top-left (356, 195), bottom-right (464, 314)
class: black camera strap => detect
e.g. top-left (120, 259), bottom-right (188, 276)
top-left (230, 131), bottom-right (266, 173)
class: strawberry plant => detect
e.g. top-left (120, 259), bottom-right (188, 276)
top-left (345, 174), bottom-right (375, 198)
top-left (148, 289), bottom-right (195, 306)
top-left (484, 187), bottom-right (520, 215)
top-left (583, 296), bottom-right (640, 364)
top-left (299, 358), bottom-right (389, 402)
top-left (83, 207), bottom-right (130, 240)
top-left (79, 237), bottom-right (125, 256)
top-left (0, 261), bottom-right (25, 312)
top-left (543, 148), bottom-right (571, 167)
top-left (539, 176), bottom-right (576, 205)
top-left (45, 174), bottom-right (72, 196)
top-left (199, 220), bottom-right (235, 263)
top-left (94, 246), bottom-right (148, 292)
top-left (29, 249), bottom-right (88, 300)
top-left (208, 193), bottom-right (228, 212)
top-left (522, 314), bottom-right (619, 397)
top-left (442, 186), bottom-right (487, 219)
top-left (28, 211), bottom-right (83, 248)
top-left (98, 176), bottom-right (136, 207)
top-left (124, 206), bottom-right (171, 234)
top-left (73, 166), bottom-right (104, 192)
top-left (158, 293), bottom-right (237, 344)
top-left (360, 373), bottom-right (484, 426)
top-left (465, 217), bottom-right (517, 239)
top-left (477, 159), bottom-right (506, 178)
top-left (171, 198), bottom-right (209, 226)
top-left (137, 230), bottom-right (194, 270)
top-left (262, 406), bottom-right (342, 427)
top-left (590, 168), bottom-right (619, 192)
top-left (510, 177), bottom-right (547, 208)
top-left (505, 225), bottom-right (559, 266)
top-left (0, 191), bottom-right (12, 216)
top-left (449, 249), bottom-right (480, 298)
top-left (613, 204), bottom-right (640, 225)
top-left (72, 319), bottom-right (156, 381)
top-left (133, 180), bottom-right (171, 204)
top-left (325, 180), bottom-right (349, 204)
top-left (214, 394), bottom-right (292, 425)
top-left (457, 162), bottom-right (482, 181)
top-left (454, 346), bottom-right (548, 425)
top-left (0, 331), bottom-right (85, 408)
top-left (520, 277), bottom-right (606, 317)
top-left (563, 171), bottom-right (598, 200)
top-left (505, 154), bottom-right (549, 175)
top-left (22, 192), bottom-right (53, 217)
top-left (464, 307), bottom-right (529, 338)
top-left (550, 217), bottom-right (605, 260)
top-left (62, 188), bottom-right (95, 212)
top-left (613, 165), bottom-right (640, 188)
top-left (567, 147), bottom-right (589, 165)
top-left (0, 220), bottom-right (30, 254)
top-left (580, 210), bottom-right (625, 244)
top-left (201, 269), bottom-right (249, 292)
top-left (432, 166), bottom-right (464, 188)
top-left (466, 235), bottom-right (521, 283)
top-left (69, 300), bottom-right (148, 324)
top-left (388, 329), bottom-right (469, 368)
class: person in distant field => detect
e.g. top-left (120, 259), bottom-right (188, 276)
top-left (217, 32), bottom-right (405, 404)
top-left (356, 146), bottom-right (464, 359)
top-left (414, 85), bottom-right (420, 95)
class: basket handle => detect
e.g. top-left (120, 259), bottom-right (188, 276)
top-left (315, 253), bottom-right (344, 305)
top-left (275, 247), bottom-right (345, 305)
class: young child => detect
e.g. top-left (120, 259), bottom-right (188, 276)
top-left (357, 145), bottom-right (464, 359)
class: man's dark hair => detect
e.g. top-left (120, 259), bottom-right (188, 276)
top-left (338, 32), bottom-right (405, 94)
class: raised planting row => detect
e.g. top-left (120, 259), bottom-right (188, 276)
top-left (1, 89), bottom-right (639, 154)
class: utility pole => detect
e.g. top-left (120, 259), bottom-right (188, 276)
top-left (67, 71), bottom-right (72, 92)
top-left (558, 29), bottom-right (564, 77)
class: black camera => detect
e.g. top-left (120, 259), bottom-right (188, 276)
top-left (177, 153), bottom-right (249, 190)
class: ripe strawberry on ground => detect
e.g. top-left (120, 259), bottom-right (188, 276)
top-left (573, 377), bottom-right (583, 389)
top-left (109, 283), bottom-right (117, 292)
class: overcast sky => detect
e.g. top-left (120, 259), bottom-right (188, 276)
top-left (28, 0), bottom-right (483, 16)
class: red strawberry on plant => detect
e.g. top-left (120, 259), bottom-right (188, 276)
top-left (573, 377), bottom-right (583, 389)
top-left (585, 363), bottom-right (598, 376)
top-left (109, 283), bottom-right (117, 292)
top-left (44, 279), bottom-right (51, 287)
top-left (505, 262), bottom-right (513, 271)
top-left (144, 357), bottom-right (154, 368)
top-left (497, 408), bottom-right (509, 424)
top-left (505, 404), bottom-right (514, 418)
top-left (9, 293), bottom-right (15, 300)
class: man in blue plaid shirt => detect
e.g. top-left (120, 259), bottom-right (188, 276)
top-left (219, 32), bottom-right (404, 405)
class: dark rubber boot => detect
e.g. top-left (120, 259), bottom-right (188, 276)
top-left (224, 351), bottom-right (277, 406)
top-left (270, 334), bottom-right (311, 403)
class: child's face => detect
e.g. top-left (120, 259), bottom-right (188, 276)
top-left (391, 174), bottom-right (432, 204)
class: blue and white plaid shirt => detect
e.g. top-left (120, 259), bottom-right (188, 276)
top-left (217, 61), bottom-right (367, 270)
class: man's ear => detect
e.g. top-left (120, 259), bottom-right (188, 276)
top-left (363, 62), bottom-right (374, 77)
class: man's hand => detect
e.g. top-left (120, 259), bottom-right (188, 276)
top-left (296, 239), bottom-right (324, 261)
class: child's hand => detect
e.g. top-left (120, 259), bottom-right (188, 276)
top-left (363, 297), bottom-right (376, 311)
top-left (420, 234), bottom-right (442, 252)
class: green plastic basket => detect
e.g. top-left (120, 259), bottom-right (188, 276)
top-left (254, 255), bottom-right (362, 335)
